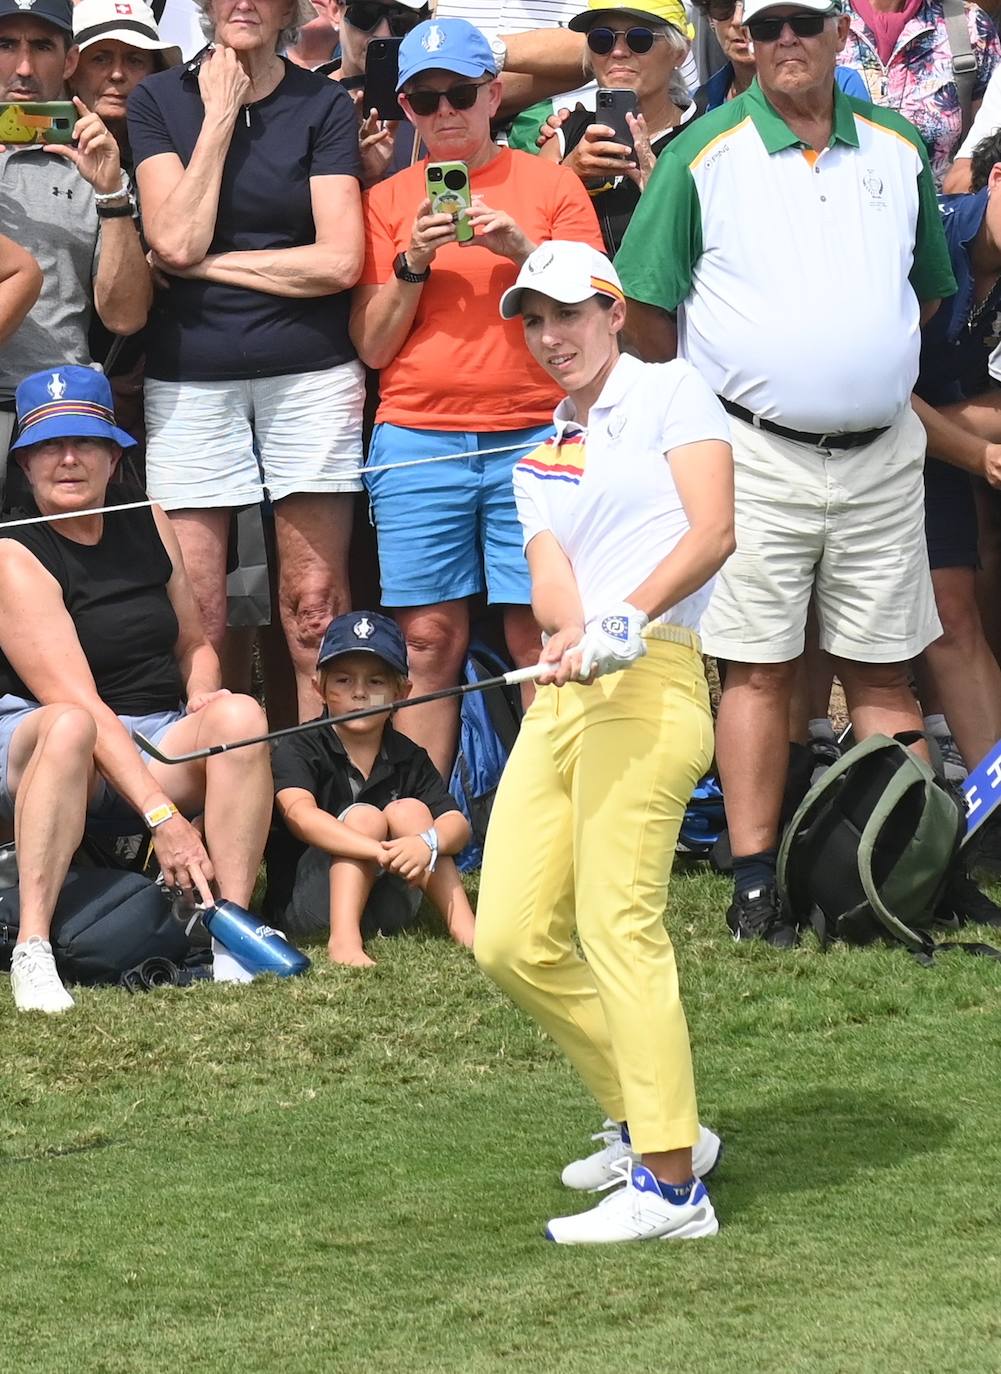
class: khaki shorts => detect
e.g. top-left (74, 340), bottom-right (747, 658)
top-left (702, 407), bottom-right (941, 664)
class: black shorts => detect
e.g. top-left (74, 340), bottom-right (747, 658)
top-left (283, 843), bottom-right (422, 942)
top-left (923, 456), bottom-right (978, 570)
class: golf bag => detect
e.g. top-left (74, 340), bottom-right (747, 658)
top-left (777, 733), bottom-right (1000, 958)
top-left (677, 775), bottom-right (726, 857)
top-left (449, 644), bottom-right (524, 872)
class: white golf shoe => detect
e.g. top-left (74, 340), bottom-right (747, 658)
top-left (561, 1119), bottom-right (722, 1191)
top-left (546, 1158), bottom-right (719, 1245)
top-left (10, 937), bottom-right (74, 1014)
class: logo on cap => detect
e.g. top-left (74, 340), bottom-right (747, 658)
top-left (14, 1), bottom-right (37, 10)
top-left (422, 23), bottom-right (445, 51)
top-left (528, 247), bottom-right (554, 274)
top-left (115, 2), bottom-right (133, 11)
top-left (47, 372), bottom-right (66, 401)
top-left (353, 617), bottom-right (374, 640)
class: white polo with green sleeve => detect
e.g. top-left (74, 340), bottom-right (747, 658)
top-left (615, 81), bottom-right (957, 435)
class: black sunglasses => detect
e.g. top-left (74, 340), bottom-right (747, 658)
top-left (745, 13), bottom-right (828, 40)
top-left (344, 3), bottom-right (426, 37)
top-left (586, 26), bottom-right (667, 55)
top-left (405, 79), bottom-right (491, 116)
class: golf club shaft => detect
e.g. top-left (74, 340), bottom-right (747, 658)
top-left (135, 660), bottom-right (547, 765)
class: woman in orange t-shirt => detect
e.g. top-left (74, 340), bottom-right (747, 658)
top-left (350, 17), bottom-right (602, 775)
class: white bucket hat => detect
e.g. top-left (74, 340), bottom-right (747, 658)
top-left (73, 0), bottom-right (182, 66)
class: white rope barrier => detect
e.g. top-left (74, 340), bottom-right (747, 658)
top-left (0, 438), bottom-right (542, 530)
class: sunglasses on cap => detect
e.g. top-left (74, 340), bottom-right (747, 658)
top-left (745, 12), bottom-right (828, 40)
top-left (585, 26), bottom-right (669, 55)
top-left (344, 3), bottom-right (426, 36)
top-left (404, 78), bottom-right (492, 116)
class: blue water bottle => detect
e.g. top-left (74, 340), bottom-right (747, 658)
top-left (201, 901), bottom-right (311, 978)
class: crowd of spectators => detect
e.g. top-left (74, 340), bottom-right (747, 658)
top-left (5, 0), bottom-right (1001, 1008)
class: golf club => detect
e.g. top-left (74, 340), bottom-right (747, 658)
top-left (135, 660), bottom-right (549, 765)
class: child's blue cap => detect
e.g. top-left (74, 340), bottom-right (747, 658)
top-left (397, 18), bottom-right (496, 91)
top-left (316, 612), bottom-right (408, 677)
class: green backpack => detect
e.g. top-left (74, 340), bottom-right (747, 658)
top-left (777, 734), bottom-right (965, 954)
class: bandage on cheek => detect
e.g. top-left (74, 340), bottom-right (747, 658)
top-left (368, 693), bottom-right (387, 707)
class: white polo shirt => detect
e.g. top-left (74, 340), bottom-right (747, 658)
top-left (616, 81), bottom-right (957, 434)
top-left (512, 352), bottom-right (731, 630)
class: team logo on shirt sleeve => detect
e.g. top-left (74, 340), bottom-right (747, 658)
top-left (516, 434), bottom-right (586, 486)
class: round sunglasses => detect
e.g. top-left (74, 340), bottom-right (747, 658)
top-left (344, 3), bottom-right (427, 37)
top-left (404, 79), bottom-right (492, 117)
top-left (585, 26), bottom-right (670, 55)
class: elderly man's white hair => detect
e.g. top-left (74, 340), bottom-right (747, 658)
top-left (195, 0), bottom-right (318, 51)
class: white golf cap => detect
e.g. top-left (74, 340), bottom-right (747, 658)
top-left (73, 0), bottom-right (182, 65)
top-left (741, 0), bottom-right (837, 24)
top-left (499, 241), bottom-right (625, 320)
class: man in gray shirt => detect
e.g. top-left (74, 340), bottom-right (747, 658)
top-left (0, 0), bottom-right (150, 493)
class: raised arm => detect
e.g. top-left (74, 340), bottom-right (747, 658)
top-left (133, 48), bottom-right (248, 270)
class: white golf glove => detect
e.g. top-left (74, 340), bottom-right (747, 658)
top-left (577, 602), bottom-right (649, 680)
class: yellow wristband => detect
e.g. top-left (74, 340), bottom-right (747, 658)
top-left (144, 802), bottom-right (178, 830)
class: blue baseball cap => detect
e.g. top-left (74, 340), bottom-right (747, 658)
top-left (11, 366), bottom-right (137, 452)
top-left (316, 612), bottom-right (409, 677)
top-left (396, 18), bottom-right (496, 91)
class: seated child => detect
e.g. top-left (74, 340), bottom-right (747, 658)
top-left (268, 611), bottom-right (476, 966)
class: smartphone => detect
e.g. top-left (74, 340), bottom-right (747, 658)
top-left (0, 101), bottom-right (77, 145)
top-left (364, 38), bottom-right (405, 122)
top-left (594, 88), bottom-right (637, 157)
top-left (426, 161), bottom-right (474, 245)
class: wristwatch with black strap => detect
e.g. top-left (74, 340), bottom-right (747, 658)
top-left (393, 251), bottom-right (430, 284)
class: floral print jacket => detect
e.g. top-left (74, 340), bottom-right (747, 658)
top-left (838, 0), bottom-right (1001, 185)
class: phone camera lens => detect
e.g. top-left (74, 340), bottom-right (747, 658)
top-left (443, 169), bottom-right (468, 192)
top-left (428, 167), bottom-right (443, 181)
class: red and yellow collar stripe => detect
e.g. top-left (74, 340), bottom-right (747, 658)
top-left (17, 399), bottom-right (115, 433)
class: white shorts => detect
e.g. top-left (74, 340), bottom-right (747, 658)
top-left (701, 407), bottom-right (942, 664)
top-left (144, 360), bottom-right (365, 508)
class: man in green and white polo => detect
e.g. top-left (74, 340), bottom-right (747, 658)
top-left (616, 0), bottom-right (957, 948)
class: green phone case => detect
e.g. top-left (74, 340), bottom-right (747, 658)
top-left (0, 101), bottom-right (77, 145)
top-left (426, 161), bottom-right (474, 245)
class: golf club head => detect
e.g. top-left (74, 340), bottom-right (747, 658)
top-left (200, 901), bottom-right (311, 979)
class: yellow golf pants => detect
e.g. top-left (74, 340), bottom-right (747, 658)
top-left (475, 633), bottom-right (713, 1155)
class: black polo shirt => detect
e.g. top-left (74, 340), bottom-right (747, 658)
top-left (266, 720), bottom-right (460, 917)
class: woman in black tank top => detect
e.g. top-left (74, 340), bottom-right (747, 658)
top-left (0, 366), bottom-right (273, 1015)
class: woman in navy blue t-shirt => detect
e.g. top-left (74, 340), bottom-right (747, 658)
top-left (128, 0), bottom-right (365, 721)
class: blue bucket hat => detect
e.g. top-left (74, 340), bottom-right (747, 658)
top-left (317, 611), bottom-right (409, 677)
top-left (396, 17), bottom-right (496, 91)
top-left (11, 366), bottom-right (137, 452)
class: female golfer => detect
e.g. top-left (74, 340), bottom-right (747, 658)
top-left (474, 241), bottom-right (734, 1244)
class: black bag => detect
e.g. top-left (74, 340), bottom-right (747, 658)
top-left (777, 733), bottom-right (1001, 961)
top-left (0, 868), bottom-right (191, 985)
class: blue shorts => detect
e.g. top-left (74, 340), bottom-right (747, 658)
top-left (924, 457), bottom-right (978, 571)
top-left (0, 695), bottom-right (184, 830)
top-left (363, 422), bottom-right (550, 607)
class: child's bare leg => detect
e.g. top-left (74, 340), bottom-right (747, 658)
top-left (424, 857), bottom-right (475, 947)
top-left (383, 799), bottom-right (475, 946)
top-left (328, 804), bottom-right (387, 967)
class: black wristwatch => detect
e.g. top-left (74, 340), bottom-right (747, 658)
top-left (394, 251), bottom-right (430, 284)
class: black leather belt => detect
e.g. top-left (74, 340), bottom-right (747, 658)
top-left (719, 397), bottom-right (890, 451)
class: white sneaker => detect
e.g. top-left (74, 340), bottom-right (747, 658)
top-left (10, 937), bottom-right (74, 1014)
top-left (561, 1119), bottom-right (722, 1191)
top-left (546, 1158), bottom-right (719, 1245)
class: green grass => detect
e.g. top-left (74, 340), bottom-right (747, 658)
top-left (4, 869), bottom-right (1001, 1374)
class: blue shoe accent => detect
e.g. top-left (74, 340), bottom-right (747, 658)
top-left (656, 1176), bottom-right (698, 1205)
top-left (629, 1164), bottom-right (663, 1196)
top-left (620, 1121), bottom-right (631, 1147)
top-left (544, 1225), bottom-right (557, 1242)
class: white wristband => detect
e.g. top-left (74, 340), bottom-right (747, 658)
top-left (93, 172), bottom-right (131, 205)
top-left (420, 827), bottom-right (439, 873)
